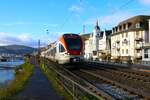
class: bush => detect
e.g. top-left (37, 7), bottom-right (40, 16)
top-left (127, 56), bottom-right (133, 65)
top-left (114, 56), bottom-right (121, 63)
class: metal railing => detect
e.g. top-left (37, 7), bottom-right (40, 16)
top-left (44, 63), bottom-right (105, 100)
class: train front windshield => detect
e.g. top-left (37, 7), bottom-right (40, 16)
top-left (64, 37), bottom-right (81, 50)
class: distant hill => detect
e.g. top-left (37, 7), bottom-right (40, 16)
top-left (0, 45), bottom-right (37, 55)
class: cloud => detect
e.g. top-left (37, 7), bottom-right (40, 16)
top-left (69, 5), bottom-right (82, 13)
top-left (84, 11), bottom-right (134, 29)
top-left (69, 1), bottom-right (83, 13)
top-left (0, 31), bottom-right (70, 48)
top-left (18, 34), bottom-right (31, 42)
top-left (0, 32), bottom-right (39, 47)
top-left (139, 0), bottom-right (150, 5)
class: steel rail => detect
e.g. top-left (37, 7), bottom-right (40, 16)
top-left (44, 61), bottom-right (113, 100)
top-left (97, 67), bottom-right (150, 83)
top-left (80, 69), bottom-right (150, 99)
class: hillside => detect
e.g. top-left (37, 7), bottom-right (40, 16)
top-left (0, 45), bottom-right (37, 55)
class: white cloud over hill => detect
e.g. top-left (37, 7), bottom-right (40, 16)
top-left (0, 32), bottom-right (40, 47)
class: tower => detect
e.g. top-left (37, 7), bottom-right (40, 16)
top-left (92, 19), bottom-right (100, 51)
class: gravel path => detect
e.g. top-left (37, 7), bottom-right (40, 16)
top-left (16, 63), bottom-right (63, 100)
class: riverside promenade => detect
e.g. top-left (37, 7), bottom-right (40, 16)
top-left (16, 58), bottom-right (63, 100)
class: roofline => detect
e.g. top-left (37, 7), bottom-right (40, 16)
top-left (118, 15), bottom-right (150, 25)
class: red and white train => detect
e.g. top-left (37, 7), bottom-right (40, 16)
top-left (41, 33), bottom-right (84, 64)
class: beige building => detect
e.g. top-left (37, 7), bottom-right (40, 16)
top-left (82, 33), bottom-right (93, 60)
top-left (142, 19), bottom-right (150, 65)
top-left (81, 21), bottom-right (111, 60)
top-left (98, 30), bottom-right (111, 61)
top-left (111, 15), bottom-right (150, 63)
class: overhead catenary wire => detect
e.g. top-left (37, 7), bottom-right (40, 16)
top-left (110, 0), bottom-right (135, 15)
top-left (82, 0), bottom-right (135, 34)
top-left (59, 11), bottom-right (74, 30)
top-left (59, 0), bottom-right (83, 31)
top-left (119, 0), bottom-right (135, 9)
top-left (58, 0), bottom-right (134, 34)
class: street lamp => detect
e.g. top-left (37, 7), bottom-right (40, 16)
top-left (43, 29), bottom-right (49, 67)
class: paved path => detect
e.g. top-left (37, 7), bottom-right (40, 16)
top-left (16, 61), bottom-right (63, 100)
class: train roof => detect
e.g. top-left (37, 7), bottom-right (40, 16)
top-left (62, 33), bottom-right (80, 37)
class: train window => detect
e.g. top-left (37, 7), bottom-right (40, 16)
top-left (64, 38), bottom-right (81, 50)
top-left (54, 47), bottom-right (56, 53)
top-left (93, 51), bottom-right (97, 55)
top-left (59, 44), bottom-right (65, 52)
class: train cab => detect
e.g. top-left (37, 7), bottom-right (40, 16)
top-left (55, 33), bottom-right (84, 64)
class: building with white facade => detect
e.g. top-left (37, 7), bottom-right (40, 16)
top-left (98, 30), bottom-right (111, 61)
top-left (142, 19), bottom-right (150, 65)
top-left (81, 21), bottom-right (111, 60)
top-left (111, 15), bottom-right (150, 63)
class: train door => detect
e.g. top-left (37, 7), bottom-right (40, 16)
top-left (55, 43), bottom-right (66, 63)
top-left (55, 43), bottom-right (59, 61)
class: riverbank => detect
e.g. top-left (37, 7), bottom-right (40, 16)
top-left (16, 60), bottom-right (62, 100)
top-left (0, 59), bottom-right (33, 100)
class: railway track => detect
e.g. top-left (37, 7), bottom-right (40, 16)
top-left (45, 60), bottom-right (113, 100)
top-left (45, 59), bottom-right (150, 99)
top-left (84, 61), bottom-right (150, 77)
top-left (83, 62), bottom-right (150, 93)
top-left (70, 68), bottom-right (149, 99)
top-left (77, 69), bottom-right (150, 99)
top-left (105, 68), bottom-right (150, 82)
top-left (76, 62), bottom-right (150, 99)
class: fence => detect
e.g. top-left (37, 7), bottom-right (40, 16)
top-left (44, 63), bottom-right (104, 100)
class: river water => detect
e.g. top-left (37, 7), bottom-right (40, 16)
top-left (0, 60), bottom-right (24, 87)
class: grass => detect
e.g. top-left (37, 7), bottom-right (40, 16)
top-left (40, 59), bottom-right (101, 100)
top-left (40, 59), bottom-right (72, 100)
top-left (0, 58), bottom-right (33, 100)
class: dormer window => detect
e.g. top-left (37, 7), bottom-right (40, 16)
top-left (113, 28), bottom-right (115, 33)
top-left (123, 24), bottom-right (126, 30)
top-left (128, 22), bottom-right (132, 28)
top-left (116, 27), bottom-right (118, 32)
top-left (135, 23), bottom-right (140, 28)
top-left (139, 22), bottom-right (143, 28)
top-left (119, 26), bottom-right (122, 31)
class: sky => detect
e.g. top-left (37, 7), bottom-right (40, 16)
top-left (0, 0), bottom-right (150, 47)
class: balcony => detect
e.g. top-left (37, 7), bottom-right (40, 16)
top-left (135, 53), bottom-right (142, 59)
top-left (135, 37), bottom-right (143, 41)
top-left (116, 45), bottom-right (120, 51)
top-left (135, 44), bottom-right (142, 50)
top-left (143, 43), bottom-right (150, 48)
top-left (116, 40), bottom-right (120, 43)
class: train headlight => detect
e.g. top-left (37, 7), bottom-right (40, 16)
top-left (65, 52), bottom-right (70, 55)
top-left (80, 52), bottom-right (83, 55)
